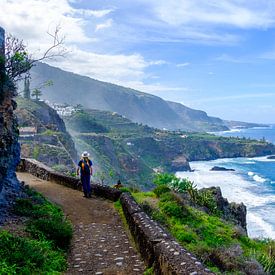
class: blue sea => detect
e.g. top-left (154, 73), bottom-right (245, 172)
top-left (177, 125), bottom-right (275, 239)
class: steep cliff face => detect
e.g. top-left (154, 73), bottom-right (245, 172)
top-left (15, 97), bottom-right (77, 174)
top-left (0, 27), bottom-right (22, 222)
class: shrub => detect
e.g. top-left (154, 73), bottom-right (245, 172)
top-left (153, 173), bottom-right (177, 186)
top-left (0, 230), bottom-right (67, 274)
top-left (160, 201), bottom-right (188, 220)
top-left (153, 185), bottom-right (170, 197)
top-left (27, 218), bottom-right (73, 250)
top-left (14, 189), bottom-right (72, 251)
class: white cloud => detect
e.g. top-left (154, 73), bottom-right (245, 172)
top-left (151, 0), bottom-right (275, 29)
top-left (95, 19), bottom-right (113, 32)
top-left (176, 62), bottom-right (190, 67)
top-left (0, 0), bottom-right (176, 94)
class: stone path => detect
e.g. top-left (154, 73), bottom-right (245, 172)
top-left (17, 173), bottom-right (145, 275)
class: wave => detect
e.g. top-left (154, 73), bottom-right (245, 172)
top-left (176, 159), bottom-right (275, 238)
top-left (247, 212), bottom-right (275, 239)
top-left (251, 156), bottom-right (275, 162)
top-left (253, 175), bottom-right (266, 183)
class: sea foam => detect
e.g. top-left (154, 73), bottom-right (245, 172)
top-left (176, 158), bottom-right (275, 239)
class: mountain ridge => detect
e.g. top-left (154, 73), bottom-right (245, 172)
top-left (27, 62), bottom-right (265, 132)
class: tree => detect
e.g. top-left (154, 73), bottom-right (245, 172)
top-left (31, 79), bottom-right (53, 101)
top-left (4, 25), bottom-right (66, 84)
top-left (31, 88), bottom-right (42, 101)
top-left (23, 75), bottom-right (30, 99)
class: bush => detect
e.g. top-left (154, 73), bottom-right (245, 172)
top-left (27, 218), bottom-right (73, 250)
top-left (153, 185), bottom-right (170, 197)
top-left (14, 189), bottom-right (72, 251)
top-left (0, 230), bottom-right (67, 274)
top-left (160, 201), bottom-right (188, 220)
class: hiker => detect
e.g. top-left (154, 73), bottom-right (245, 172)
top-left (77, 151), bottom-right (93, 198)
top-left (113, 179), bottom-right (123, 189)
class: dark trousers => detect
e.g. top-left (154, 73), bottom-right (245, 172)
top-left (81, 175), bottom-right (91, 196)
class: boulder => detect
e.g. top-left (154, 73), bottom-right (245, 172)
top-left (210, 166), bottom-right (235, 171)
top-left (170, 155), bottom-right (191, 172)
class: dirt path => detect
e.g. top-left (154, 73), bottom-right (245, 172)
top-left (17, 172), bottom-right (145, 275)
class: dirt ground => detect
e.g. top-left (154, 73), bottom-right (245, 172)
top-left (17, 172), bottom-right (145, 275)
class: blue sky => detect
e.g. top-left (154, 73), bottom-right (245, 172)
top-left (1, 0), bottom-right (275, 123)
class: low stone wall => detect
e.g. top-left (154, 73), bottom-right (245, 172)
top-left (17, 158), bottom-right (121, 201)
top-left (17, 158), bottom-right (213, 274)
top-left (120, 193), bottom-right (213, 274)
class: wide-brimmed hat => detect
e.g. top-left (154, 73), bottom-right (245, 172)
top-left (81, 151), bottom-right (90, 158)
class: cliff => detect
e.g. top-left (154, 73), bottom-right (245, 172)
top-left (0, 27), bottom-right (23, 223)
top-left (15, 97), bottom-right (77, 174)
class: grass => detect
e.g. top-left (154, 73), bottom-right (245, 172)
top-left (0, 231), bottom-right (67, 274)
top-left (132, 189), bottom-right (275, 274)
top-left (0, 187), bottom-right (73, 274)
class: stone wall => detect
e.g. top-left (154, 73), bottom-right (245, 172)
top-left (18, 158), bottom-right (213, 274)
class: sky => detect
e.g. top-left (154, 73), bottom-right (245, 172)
top-left (1, 0), bottom-right (275, 123)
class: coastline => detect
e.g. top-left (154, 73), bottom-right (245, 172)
top-left (176, 155), bottom-right (275, 239)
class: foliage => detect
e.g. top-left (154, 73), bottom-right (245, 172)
top-left (153, 185), bottom-right (170, 197)
top-left (31, 88), bottom-right (42, 101)
top-left (67, 111), bottom-right (108, 133)
top-left (5, 27), bottom-right (66, 83)
top-left (0, 230), bottom-right (67, 274)
top-left (134, 188), bottom-right (274, 273)
top-left (14, 188), bottom-right (73, 251)
top-left (143, 266), bottom-right (154, 275)
top-left (154, 173), bottom-right (219, 214)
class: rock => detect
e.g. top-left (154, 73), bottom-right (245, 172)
top-left (0, 27), bottom-right (24, 224)
top-left (199, 187), bottom-right (247, 232)
top-left (170, 155), bottom-right (191, 172)
top-left (210, 166), bottom-right (235, 171)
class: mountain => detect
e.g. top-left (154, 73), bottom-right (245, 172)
top-left (27, 62), bottom-right (230, 132)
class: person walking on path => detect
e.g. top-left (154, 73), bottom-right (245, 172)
top-left (77, 151), bottom-right (93, 198)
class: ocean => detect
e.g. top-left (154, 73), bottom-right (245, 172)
top-left (176, 125), bottom-right (275, 239)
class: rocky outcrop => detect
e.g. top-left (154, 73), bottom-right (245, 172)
top-left (170, 155), bottom-right (191, 172)
top-left (210, 166), bottom-right (235, 171)
top-left (0, 27), bottom-right (23, 223)
top-left (200, 187), bottom-right (247, 233)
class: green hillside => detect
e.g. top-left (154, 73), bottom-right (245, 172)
top-left (27, 62), bottom-right (233, 132)
top-left (64, 108), bottom-right (275, 189)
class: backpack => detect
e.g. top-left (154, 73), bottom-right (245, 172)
top-left (81, 159), bottom-right (91, 175)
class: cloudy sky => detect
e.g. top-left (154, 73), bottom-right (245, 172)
top-left (1, 0), bottom-right (275, 123)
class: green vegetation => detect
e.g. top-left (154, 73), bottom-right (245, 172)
top-left (64, 108), bottom-right (275, 190)
top-left (153, 173), bottom-right (219, 215)
top-left (0, 187), bottom-right (72, 274)
top-left (66, 110), bottom-right (108, 133)
top-left (131, 174), bottom-right (274, 274)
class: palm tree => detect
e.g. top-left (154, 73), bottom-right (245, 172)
top-left (31, 88), bottom-right (42, 101)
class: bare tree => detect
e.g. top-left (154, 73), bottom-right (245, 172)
top-left (5, 25), bottom-right (66, 83)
